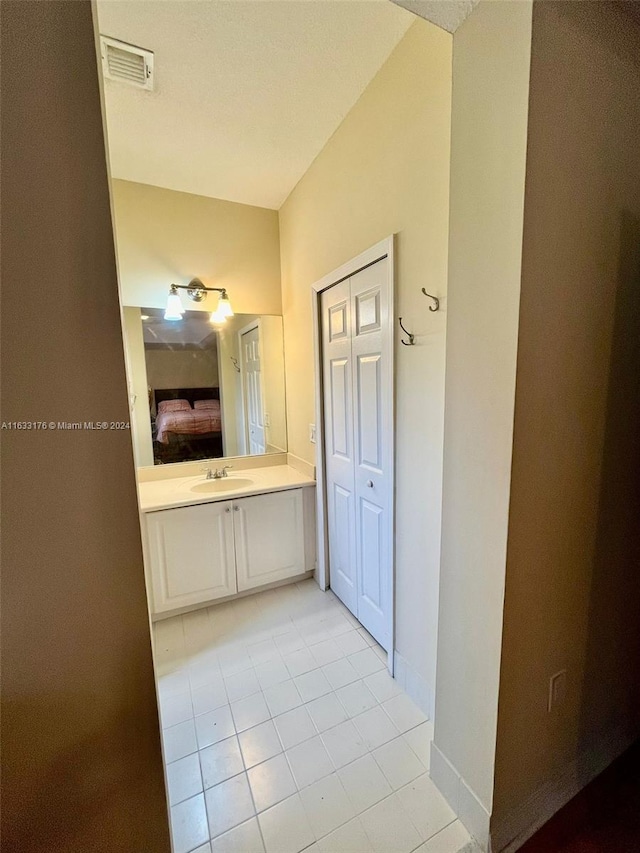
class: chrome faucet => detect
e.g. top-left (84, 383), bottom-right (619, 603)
top-left (201, 465), bottom-right (233, 480)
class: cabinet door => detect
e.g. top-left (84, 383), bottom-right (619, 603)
top-left (234, 489), bottom-right (305, 592)
top-left (147, 501), bottom-right (237, 613)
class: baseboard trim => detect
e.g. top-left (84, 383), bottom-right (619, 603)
top-left (491, 724), bottom-right (638, 852)
top-left (393, 651), bottom-right (435, 719)
top-left (430, 741), bottom-right (491, 851)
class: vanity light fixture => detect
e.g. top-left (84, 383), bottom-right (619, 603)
top-left (163, 278), bottom-right (234, 323)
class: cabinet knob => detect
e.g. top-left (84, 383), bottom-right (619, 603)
top-left (225, 507), bottom-right (231, 513)
top-left (366, 480), bottom-right (374, 488)
top-left (234, 505), bottom-right (240, 512)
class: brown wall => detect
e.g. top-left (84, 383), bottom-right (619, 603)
top-left (493, 0), bottom-right (640, 843)
top-left (0, 2), bottom-right (171, 850)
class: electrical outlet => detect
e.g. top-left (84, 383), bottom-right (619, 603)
top-left (548, 669), bottom-right (567, 712)
top-left (309, 424), bottom-right (316, 444)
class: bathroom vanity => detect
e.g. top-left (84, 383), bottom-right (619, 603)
top-left (138, 464), bottom-right (316, 617)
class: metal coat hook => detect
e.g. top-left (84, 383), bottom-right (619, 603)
top-left (398, 318), bottom-right (415, 346)
top-left (421, 288), bottom-right (440, 312)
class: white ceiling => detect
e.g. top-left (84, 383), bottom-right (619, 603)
top-left (391, 0), bottom-right (479, 34)
top-left (96, 0), bottom-right (416, 210)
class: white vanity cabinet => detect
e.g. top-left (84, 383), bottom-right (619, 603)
top-left (144, 486), bottom-right (314, 616)
top-left (234, 489), bottom-right (305, 592)
top-left (146, 500), bottom-right (237, 614)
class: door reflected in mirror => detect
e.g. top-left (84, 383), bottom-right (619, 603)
top-left (123, 308), bottom-right (286, 466)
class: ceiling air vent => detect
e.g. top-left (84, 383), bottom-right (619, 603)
top-left (100, 36), bottom-right (154, 91)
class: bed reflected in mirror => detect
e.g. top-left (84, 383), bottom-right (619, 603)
top-left (121, 307), bottom-right (287, 466)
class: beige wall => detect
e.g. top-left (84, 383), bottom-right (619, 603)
top-left (279, 19), bottom-right (452, 709)
top-left (0, 2), bottom-right (170, 850)
top-left (111, 179), bottom-right (282, 315)
top-left (145, 347), bottom-right (219, 392)
top-left (492, 2), bottom-right (640, 845)
top-left (431, 0), bottom-right (532, 833)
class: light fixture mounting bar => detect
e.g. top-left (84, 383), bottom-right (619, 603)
top-left (170, 279), bottom-right (228, 304)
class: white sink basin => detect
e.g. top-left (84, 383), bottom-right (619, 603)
top-left (190, 477), bottom-right (254, 494)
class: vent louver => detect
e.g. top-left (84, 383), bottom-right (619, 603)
top-left (100, 36), bottom-right (154, 90)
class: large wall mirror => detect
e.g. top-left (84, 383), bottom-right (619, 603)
top-left (123, 307), bottom-right (286, 466)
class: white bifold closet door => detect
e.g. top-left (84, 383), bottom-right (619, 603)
top-left (321, 257), bottom-right (392, 652)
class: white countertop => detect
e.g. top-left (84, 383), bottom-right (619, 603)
top-left (138, 464), bottom-right (316, 513)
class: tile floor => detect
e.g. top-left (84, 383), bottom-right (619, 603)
top-left (154, 579), bottom-right (472, 853)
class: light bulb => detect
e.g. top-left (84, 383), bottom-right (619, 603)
top-left (216, 292), bottom-right (234, 319)
top-left (209, 309), bottom-right (227, 325)
top-left (164, 288), bottom-right (184, 320)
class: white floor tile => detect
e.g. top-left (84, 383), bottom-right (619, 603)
top-left (224, 668), bottom-right (260, 702)
top-left (364, 670), bottom-right (402, 704)
top-left (239, 720), bottom-right (282, 769)
top-left (414, 820), bottom-right (471, 853)
top-left (155, 583), bottom-right (443, 853)
top-left (167, 752), bottom-right (204, 806)
top-left (352, 707), bottom-right (399, 751)
top-left (348, 649), bottom-right (385, 678)
top-left (299, 773), bottom-right (355, 839)
top-left (259, 793), bottom-right (315, 853)
top-left (382, 693), bottom-right (428, 733)
top-left (394, 775), bottom-right (456, 843)
top-left (286, 735), bottom-right (334, 789)
top-left (195, 705), bottom-right (236, 749)
top-left (337, 754), bottom-right (392, 814)
top-left (321, 720), bottom-right (368, 769)
top-left (219, 647), bottom-right (253, 678)
top-left (323, 659), bottom-right (359, 690)
top-left (200, 736), bottom-right (245, 789)
top-left (334, 630), bottom-right (369, 657)
top-left (158, 668), bottom-right (190, 701)
top-left (275, 630), bottom-right (306, 655)
top-left (324, 613), bottom-right (354, 639)
top-left (284, 648), bottom-right (318, 678)
top-left (359, 795), bottom-right (422, 853)
top-left (210, 817), bottom-right (265, 853)
top-left (160, 691), bottom-right (193, 729)
top-left (231, 692), bottom-right (270, 733)
top-left (274, 706), bottom-right (317, 750)
top-left (310, 638), bottom-right (344, 667)
top-left (248, 753), bottom-right (297, 812)
top-left (318, 816), bottom-right (374, 853)
top-left (205, 772), bottom-right (256, 839)
top-left (294, 669), bottom-right (332, 703)
top-left (248, 638), bottom-right (279, 665)
top-left (191, 678), bottom-right (228, 716)
top-left (256, 658), bottom-right (290, 690)
top-left (336, 680), bottom-right (378, 718)
top-left (183, 609), bottom-right (214, 649)
top-left (372, 738), bottom-right (426, 791)
top-left (306, 693), bottom-right (349, 733)
top-left (263, 679), bottom-right (303, 717)
top-left (189, 653), bottom-right (222, 690)
top-left (402, 721), bottom-right (433, 769)
top-left (163, 719), bottom-right (198, 763)
top-left (171, 793), bottom-right (209, 853)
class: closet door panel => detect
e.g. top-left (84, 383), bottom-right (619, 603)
top-left (321, 279), bottom-right (358, 614)
top-left (350, 258), bottom-right (392, 651)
